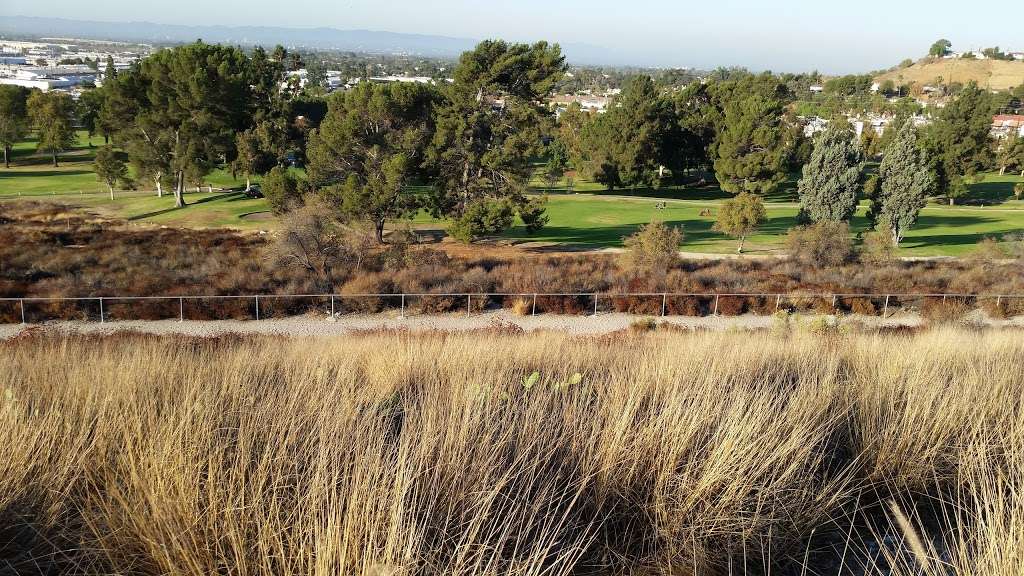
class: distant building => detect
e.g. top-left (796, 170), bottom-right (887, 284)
top-left (991, 115), bottom-right (1024, 139)
top-left (550, 94), bottom-right (610, 114)
top-left (808, 85), bottom-right (824, 93)
top-left (0, 53), bottom-right (26, 65)
top-left (368, 75), bottom-right (436, 84)
top-left (0, 64), bottom-right (96, 91)
top-left (800, 116), bottom-right (829, 137)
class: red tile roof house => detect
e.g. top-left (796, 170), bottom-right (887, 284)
top-left (991, 115), bottom-right (1024, 139)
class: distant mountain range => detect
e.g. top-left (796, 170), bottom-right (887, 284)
top-left (0, 15), bottom-right (621, 64)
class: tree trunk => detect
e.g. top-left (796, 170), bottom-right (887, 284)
top-left (737, 236), bottom-right (745, 254)
top-left (245, 176), bottom-right (251, 192)
top-left (155, 176), bottom-right (162, 198)
top-left (174, 171), bottom-right (186, 208)
top-left (376, 219), bottom-right (386, 244)
top-left (949, 198), bottom-right (954, 206)
top-left (1000, 166), bottom-right (1006, 176)
top-left (109, 184), bottom-right (114, 201)
top-left (3, 146), bottom-right (8, 168)
top-left (52, 150), bottom-right (58, 168)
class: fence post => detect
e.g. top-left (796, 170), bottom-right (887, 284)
top-left (593, 294), bottom-right (599, 316)
top-left (532, 293), bottom-right (537, 316)
top-left (832, 294), bottom-right (837, 309)
top-left (401, 294), bottom-right (405, 318)
top-left (20, 299), bottom-right (26, 324)
top-left (179, 297), bottom-right (184, 322)
top-left (713, 295), bottom-right (720, 316)
top-left (255, 295), bottom-right (260, 321)
top-left (467, 294), bottom-right (472, 316)
top-left (882, 295), bottom-right (890, 317)
top-left (775, 294), bottom-right (781, 311)
top-left (996, 295), bottom-right (1002, 308)
top-left (330, 295), bottom-right (335, 317)
top-left (99, 298), bottom-right (105, 323)
top-left (662, 293), bottom-right (667, 317)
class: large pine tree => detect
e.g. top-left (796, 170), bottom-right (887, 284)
top-left (871, 123), bottom-right (935, 246)
top-left (580, 75), bottom-right (677, 189)
top-left (427, 40), bottom-right (565, 217)
top-left (796, 123), bottom-right (864, 223)
top-left (712, 77), bottom-right (792, 195)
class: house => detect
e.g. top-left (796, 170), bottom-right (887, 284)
top-left (991, 115), bottom-right (1024, 139)
top-left (809, 85), bottom-right (824, 93)
top-left (550, 94), bottom-right (610, 114)
top-left (799, 116), bottom-right (828, 137)
top-left (1010, 52), bottom-right (1024, 61)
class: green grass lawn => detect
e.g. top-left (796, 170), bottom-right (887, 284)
top-left (498, 194), bottom-right (1024, 256)
top-left (2, 134), bottom-right (1023, 255)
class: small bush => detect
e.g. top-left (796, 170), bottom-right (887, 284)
top-left (620, 221), bottom-right (683, 279)
top-left (969, 237), bottom-right (1008, 262)
top-left (510, 298), bottom-right (532, 316)
top-left (860, 230), bottom-right (896, 264)
top-left (785, 222), bottom-right (855, 268)
top-left (846, 297), bottom-right (878, 316)
top-left (921, 297), bottom-right (973, 325)
top-left (449, 200), bottom-right (515, 243)
top-left (629, 317), bottom-right (657, 333)
top-left (518, 195), bottom-right (549, 234)
top-left (263, 167), bottom-right (304, 215)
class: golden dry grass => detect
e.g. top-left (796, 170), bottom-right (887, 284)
top-left (876, 59), bottom-right (1024, 91)
top-left (1, 328), bottom-right (1022, 575)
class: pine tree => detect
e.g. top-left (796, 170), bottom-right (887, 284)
top-left (871, 123), bottom-right (935, 246)
top-left (796, 123), bottom-right (864, 222)
top-left (308, 81), bottom-right (438, 242)
top-left (712, 88), bottom-right (790, 195)
top-left (427, 40), bottom-right (565, 230)
top-left (581, 75), bottom-right (677, 189)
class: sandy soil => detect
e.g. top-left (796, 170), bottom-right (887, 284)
top-left (10, 309), bottom-right (1018, 340)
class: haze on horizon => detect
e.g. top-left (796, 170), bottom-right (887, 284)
top-left (2, 0), bottom-right (1021, 73)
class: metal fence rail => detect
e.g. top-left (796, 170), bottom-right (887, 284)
top-left (1, 292), bottom-right (1022, 325)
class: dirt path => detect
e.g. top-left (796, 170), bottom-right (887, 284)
top-left (10, 309), bottom-right (1016, 340)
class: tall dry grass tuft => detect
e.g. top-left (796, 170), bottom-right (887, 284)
top-left (1, 328), bottom-right (1023, 575)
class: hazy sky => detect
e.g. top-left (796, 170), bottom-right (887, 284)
top-left (4, 1), bottom-right (1022, 72)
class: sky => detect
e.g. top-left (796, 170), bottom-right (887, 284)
top-left (4, 0), bottom-right (1023, 73)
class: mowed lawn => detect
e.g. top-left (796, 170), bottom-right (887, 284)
top-left (2, 134), bottom-right (1023, 255)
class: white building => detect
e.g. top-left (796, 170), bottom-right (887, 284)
top-left (0, 53), bottom-right (27, 65)
top-left (0, 64), bottom-right (96, 91)
top-left (991, 115), bottom-right (1024, 139)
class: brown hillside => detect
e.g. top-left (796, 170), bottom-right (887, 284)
top-left (876, 58), bottom-right (1024, 91)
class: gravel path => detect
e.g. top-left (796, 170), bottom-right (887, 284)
top-left (3, 309), bottom-right (996, 340)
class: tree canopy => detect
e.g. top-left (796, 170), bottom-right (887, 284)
top-left (427, 40), bottom-right (566, 220)
top-left (796, 123), bottom-right (864, 223)
top-left (27, 90), bottom-right (76, 167)
top-left (871, 123), bottom-right (935, 245)
top-left (308, 81), bottom-right (439, 241)
top-left (710, 75), bottom-right (792, 195)
top-left (0, 85), bottom-right (29, 169)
